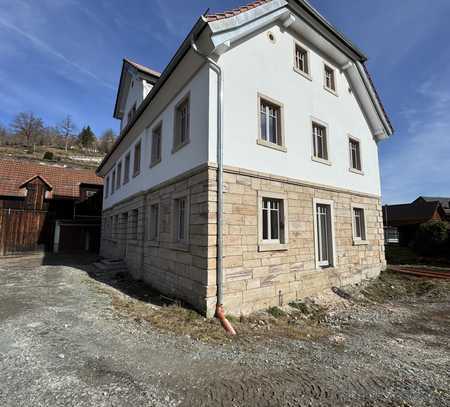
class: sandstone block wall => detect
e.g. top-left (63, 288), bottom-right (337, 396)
top-left (101, 164), bottom-right (386, 317)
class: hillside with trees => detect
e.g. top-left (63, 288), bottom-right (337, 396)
top-left (0, 111), bottom-right (117, 170)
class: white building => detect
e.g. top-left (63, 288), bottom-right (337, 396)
top-left (97, 0), bottom-right (393, 316)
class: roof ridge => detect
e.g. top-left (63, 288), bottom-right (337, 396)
top-left (206, 0), bottom-right (272, 22)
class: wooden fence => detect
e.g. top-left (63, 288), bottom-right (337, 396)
top-left (0, 209), bottom-right (54, 256)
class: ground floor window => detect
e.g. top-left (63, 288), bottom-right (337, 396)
top-left (258, 192), bottom-right (288, 251)
top-left (130, 209), bottom-right (138, 240)
top-left (352, 207), bottom-right (366, 241)
top-left (148, 203), bottom-right (159, 241)
top-left (174, 197), bottom-right (188, 243)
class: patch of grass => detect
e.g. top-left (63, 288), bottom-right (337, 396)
top-left (359, 269), bottom-right (450, 304)
top-left (267, 306), bottom-right (286, 318)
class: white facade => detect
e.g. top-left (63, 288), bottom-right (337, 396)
top-left (104, 64), bottom-right (210, 209)
top-left (101, 1), bottom-right (391, 210)
top-left (218, 24), bottom-right (381, 196)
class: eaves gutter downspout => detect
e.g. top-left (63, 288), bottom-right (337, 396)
top-left (191, 35), bottom-right (236, 336)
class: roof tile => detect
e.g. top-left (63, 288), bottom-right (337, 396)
top-left (0, 159), bottom-right (102, 199)
top-left (206, 0), bottom-right (272, 22)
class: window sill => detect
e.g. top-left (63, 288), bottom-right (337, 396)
top-left (132, 171), bottom-right (140, 178)
top-left (324, 86), bottom-right (338, 97)
top-left (293, 67), bottom-right (312, 81)
top-left (146, 240), bottom-right (160, 247)
top-left (150, 159), bottom-right (161, 168)
top-left (256, 139), bottom-right (287, 152)
top-left (172, 139), bottom-right (190, 154)
top-left (311, 156), bottom-right (332, 166)
top-left (353, 239), bottom-right (369, 246)
top-left (349, 167), bottom-right (364, 175)
top-left (169, 241), bottom-right (190, 252)
top-left (258, 243), bottom-right (288, 252)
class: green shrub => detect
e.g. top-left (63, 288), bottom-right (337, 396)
top-left (267, 306), bottom-right (286, 318)
top-left (43, 151), bottom-right (54, 160)
top-left (414, 220), bottom-right (449, 256)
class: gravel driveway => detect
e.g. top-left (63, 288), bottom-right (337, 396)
top-left (0, 254), bottom-right (449, 406)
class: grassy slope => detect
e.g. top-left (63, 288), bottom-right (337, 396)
top-left (0, 145), bottom-right (105, 170)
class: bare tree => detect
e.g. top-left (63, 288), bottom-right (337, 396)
top-left (0, 123), bottom-right (8, 145)
top-left (98, 129), bottom-right (117, 153)
top-left (59, 115), bottom-right (77, 151)
top-left (10, 112), bottom-right (44, 147)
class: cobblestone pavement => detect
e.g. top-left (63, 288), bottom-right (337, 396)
top-left (0, 255), bottom-right (449, 406)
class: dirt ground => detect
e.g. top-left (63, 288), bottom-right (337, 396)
top-left (0, 254), bottom-right (449, 406)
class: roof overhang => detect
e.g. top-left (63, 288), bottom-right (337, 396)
top-left (207, 0), bottom-right (393, 139)
top-left (113, 59), bottom-right (161, 120)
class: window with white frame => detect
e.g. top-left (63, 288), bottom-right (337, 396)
top-left (324, 64), bottom-right (336, 92)
top-left (174, 96), bottom-right (190, 150)
top-left (133, 141), bottom-right (141, 177)
top-left (116, 161), bottom-right (122, 190)
top-left (262, 198), bottom-right (285, 243)
top-left (259, 97), bottom-right (283, 146)
top-left (151, 123), bottom-right (162, 166)
top-left (294, 44), bottom-right (309, 76)
top-left (352, 207), bottom-right (366, 241)
top-left (315, 202), bottom-right (334, 267)
top-left (349, 138), bottom-right (362, 171)
top-left (111, 169), bottom-right (116, 194)
top-left (312, 122), bottom-right (328, 161)
top-left (148, 203), bottom-right (159, 241)
top-left (124, 153), bottom-right (130, 184)
top-left (174, 197), bottom-right (188, 242)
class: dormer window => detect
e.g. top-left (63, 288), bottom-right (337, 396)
top-left (324, 64), bottom-right (336, 93)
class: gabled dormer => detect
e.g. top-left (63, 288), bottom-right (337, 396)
top-left (113, 58), bottom-right (161, 131)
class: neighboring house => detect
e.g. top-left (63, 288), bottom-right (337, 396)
top-left (0, 158), bottom-right (103, 255)
top-left (97, 0), bottom-right (393, 316)
top-left (416, 196), bottom-right (450, 221)
top-left (383, 197), bottom-right (448, 246)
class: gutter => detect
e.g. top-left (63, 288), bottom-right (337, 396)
top-left (191, 35), bottom-right (236, 336)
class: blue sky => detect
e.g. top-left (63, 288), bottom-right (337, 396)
top-left (0, 0), bottom-right (449, 204)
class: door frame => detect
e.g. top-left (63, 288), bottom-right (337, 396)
top-left (313, 198), bottom-right (337, 269)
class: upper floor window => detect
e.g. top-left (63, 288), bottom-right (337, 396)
top-left (111, 169), bottom-right (116, 194)
top-left (173, 95), bottom-right (190, 151)
top-left (349, 137), bottom-right (362, 172)
top-left (151, 123), bottom-right (162, 167)
top-left (116, 161), bottom-right (122, 190)
top-left (258, 95), bottom-right (285, 151)
top-left (127, 103), bottom-right (136, 124)
top-left (133, 141), bottom-right (141, 177)
top-left (124, 153), bottom-right (130, 184)
top-left (312, 122), bottom-right (329, 162)
top-left (324, 64), bottom-right (336, 93)
top-left (294, 43), bottom-right (310, 77)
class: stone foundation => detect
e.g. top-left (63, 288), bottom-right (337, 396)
top-left (101, 164), bottom-right (386, 317)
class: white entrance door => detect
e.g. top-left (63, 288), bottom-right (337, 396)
top-left (316, 203), bottom-right (333, 267)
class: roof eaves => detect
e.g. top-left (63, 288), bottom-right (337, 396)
top-left (98, 17), bottom-right (209, 175)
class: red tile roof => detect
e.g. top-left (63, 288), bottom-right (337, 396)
top-left (0, 159), bottom-right (102, 200)
top-left (206, 0), bottom-right (272, 22)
